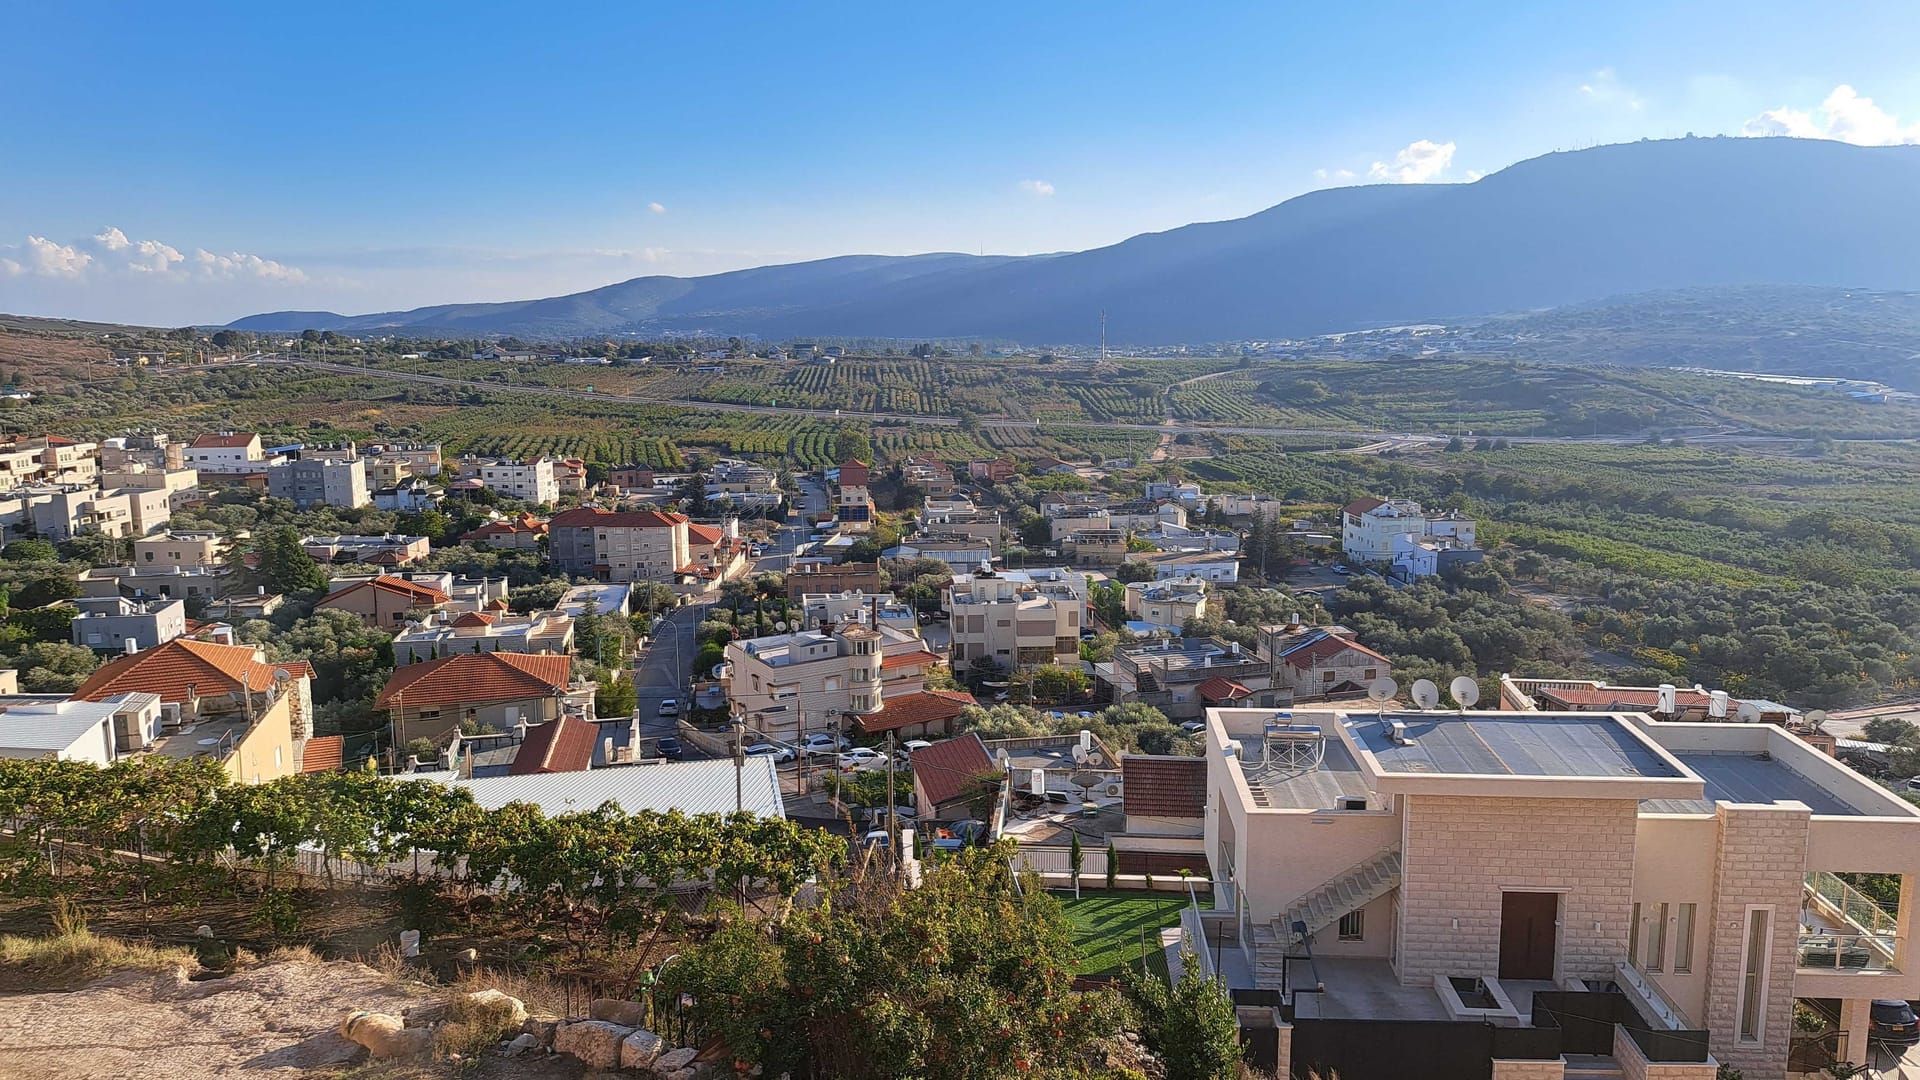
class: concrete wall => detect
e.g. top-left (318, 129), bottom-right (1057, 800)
top-left (1397, 794), bottom-right (1638, 986)
top-left (1491, 1059), bottom-right (1566, 1080)
top-left (1701, 803), bottom-right (1808, 1080)
top-left (1613, 1025), bottom-right (1716, 1080)
top-left (1635, 813), bottom-right (1720, 1025)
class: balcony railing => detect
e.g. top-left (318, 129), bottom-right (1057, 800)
top-left (1797, 931), bottom-right (1897, 972)
top-left (1807, 871), bottom-right (1899, 938)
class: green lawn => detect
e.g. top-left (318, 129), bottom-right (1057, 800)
top-left (1051, 889), bottom-right (1205, 978)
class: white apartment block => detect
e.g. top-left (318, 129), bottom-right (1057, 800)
top-left (1341, 497), bottom-right (1478, 575)
top-left (944, 567), bottom-right (1087, 671)
top-left (478, 458), bottom-right (559, 504)
top-left (1123, 576), bottom-right (1211, 631)
top-left (1192, 706), bottom-right (1920, 1080)
top-left (185, 432), bottom-right (274, 473)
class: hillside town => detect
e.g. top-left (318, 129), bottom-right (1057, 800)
top-left (4, 423), bottom-right (1920, 1080)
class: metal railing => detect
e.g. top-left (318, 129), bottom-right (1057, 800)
top-left (1797, 931), bottom-right (1897, 972)
top-left (1807, 871), bottom-right (1899, 938)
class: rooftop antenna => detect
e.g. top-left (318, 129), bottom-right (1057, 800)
top-left (1366, 676), bottom-right (1397, 724)
top-left (1803, 708), bottom-right (1828, 732)
top-left (1735, 701), bottom-right (1763, 725)
top-left (1410, 679), bottom-right (1440, 711)
top-left (1449, 675), bottom-right (1480, 711)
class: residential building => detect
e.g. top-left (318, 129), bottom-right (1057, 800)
top-left (557, 582), bottom-right (631, 618)
top-left (553, 458), bottom-right (588, 494)
top-left (709, 458), bottom-right (780, 495)
top-left (944, 567), bottom-right (1088, 672)
top-left (32, 437), bottom-right (100, 486)
top-left (1194, 705), bottom-right (1920, 1080)
top-left (900, 456), bottom-right (955, 497)
top-left (1146, 551), bottom-right (1240, 583)
top-left (476, 458), bottom-right (559, 504)
top-left (325, 570), bottom-right (507, 614)
top-left (1113, 754), bottom-right (1210, 874)
top-left (24, 486), bottom-right (138, 540)
top-left (185, 432), bottom-right (273, 474)
top-left (134, 531), bottom-right (227, 570)
top-left (968, 459), bottom-right (1016, 483)
top-left (364, 443), bottom-right (442, 476)
top-left (77, 564), bottom-right (230, 603)
top-left (269, 456), bottom-right (370, 509)
top-left (300, 534), bottom-right (432, 566)
top-left (1123, 577), bottom-right (1211, 632)
top-left (363, 456), bottom-right (412, 487)
top-left (69, 596), bottom-right (187, 652)
top-left (100, 464), bottom-right (200, 504)
top-left (548, 506), bottom-right (691, 583)
top-left (920, 497), bottom-right (1001, 552)
top-left (609, 465), bottom-right (655, 491)
top-left (73, 638), bottom-right (315, 782)
top-left (417, 757), bottom-right (784, 819)
top-left (378, 652), bottom-right (585, 748)
top-left (724, 620), bottom-right (941, 743)
top-left (834, 458), bottom-right (871, 488)
top-left (910, 733), bottom-right (996, 820)
top-left (1264, 621), bottom-right (1393, 700)
top-left (801, 591), bottom-right (919, 636)
top-left (317, 575), bottom-right (451, 629)
top-left (1062, 528), bottom-right (1131, 567)
top-left (855, 689), bottom-right (976, 740)
top-left (1097, 637), bottom-right (1274, 720)
top-left (373, 479), bottom-right (443, 512)
top-left (1144, 480), bottom-right (1203, 502)
top-left (784, 561), bottom-right (882, 600)
top-left (1500, 676), bottom-right (1802, 728)
top-left (1341, 496), bottom-right (1480, 578)
top-left (0, 692), bottom-right (164, 766)
top-left (683, 521), bottom-right (750, 592)
top-left (462, 511), bottom-right (547, 551)
top-left (887, 534), bottom-right (994, 577)
top-left (390, 609), bottom-right (575, 665)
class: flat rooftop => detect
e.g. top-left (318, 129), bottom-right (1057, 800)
top-left (1644, 751), bottom-right (1868, 816)
top-left (1348, 713), bottom-right (1684, 779)
top-left (1250, 734), bottom-right (1374, 810)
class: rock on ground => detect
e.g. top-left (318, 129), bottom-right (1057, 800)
top-left (553, 1019), bottom-right (634, 1070)
top-left (0, 959), bottom-right (438, 1080)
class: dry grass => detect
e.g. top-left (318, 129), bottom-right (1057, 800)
top-left (434, 988), bottom-right (526, 1061)
top-left (0, 898), bottom-right (195, 989)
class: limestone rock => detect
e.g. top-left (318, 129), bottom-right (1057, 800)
top-left (553, 1019), bottom-right (634, 1070)
top-left (522, 1016), bottom-right (561, 1045)
top-left (338, 1011), bottom-right (433, 1061)
top-left (620, 1028), bottom-right (666, 1069)
top-left (656, 1046), bottom-right (699, 1072)
top-left (456, 988), bottom-right (529, 1027)
top-left (505, 1032), bottom-right (540, 1057)
top-left (589, 997), bottom-right (650, 1027)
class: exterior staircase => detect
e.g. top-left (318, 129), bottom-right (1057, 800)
top-left (1561, 1054), bottom-right (1624, 1080)
top-left (1281, 847), bottom-right (1403, 943)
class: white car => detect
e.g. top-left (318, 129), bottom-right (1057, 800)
top-left (745, 743), bottom-right (796, 763)
top-left (802, 734), bottom-right (849, 757)
top-left (658, 697), bottom-right (680, 717)
top-left (901, 739), bottom-right (933, 754)
top-left (836, 747), bottom-right (888, 771)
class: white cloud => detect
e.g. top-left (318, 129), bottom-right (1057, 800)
top-left (647, 202), bottom-right (666, 214)
top-left (1018, 178), bottom-right (1056, 197)
top-left (194, 248), bottom-right (307, 282)
top-left (1367, 139), bottom-right (1458, 183)
top-left (22, 236), bottom-right (92, 278)
top-left (0, 259), bottom-right (21, 277)
top-left (1578, 67), bottom-right (1645, 111)
top-left (1742, 84), bottom-right (1920, 145)
top-left (93, 227), bottom-right (185, 274)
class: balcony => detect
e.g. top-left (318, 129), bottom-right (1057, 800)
top-left (1796, 870), bottom-right (1910, 995)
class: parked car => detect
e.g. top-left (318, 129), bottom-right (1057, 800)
top-left (658, 697), bottom-right (680, 717)
top-left (745, 743), bottom-right (795, 763)
top-left (802, 733), bottom-right (849, 757)
top-left (901, 739), bottom-right (933, 754)
top-left (1179, 720), bottom-right (1208, 734)
top-left (1331, 564), bottom-right (1351, 575)
top-left (656, 736), bottom-right (684, 760)
top-left (861, 829), bottom-right (891, 850)
top-left (1872, 1000), bottom-right (1920, 1046)
top-left (837, 747), bottom-right (888, 771)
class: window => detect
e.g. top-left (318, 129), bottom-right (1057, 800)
top-left (1363, 668), bottom-right (1378, 680)
top-left (1628, 902), bottom-right (1641, 966)
top-left (1674, 903), bottom-right (1695, 974)
top-left (1646, 902), bottom-right (1668, 972)
top-left (1338, 910), bottom-right (1364, 941)
top-left (1738, 908), bottom-right (1771, 1044)
top-left (1323, 670), bottom-right (1337, 683)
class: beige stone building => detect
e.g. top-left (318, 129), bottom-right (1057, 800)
top-left (1191, 706), bottom-right (1920, 1080)
top-left (943, 568), bottom-right (1087, 672)
top-left (723, 620), bottom-right (943, 743)
top-left (378, 652), bottom-right (587, 747)
top-left (134, 531), bottom-right (228, 570)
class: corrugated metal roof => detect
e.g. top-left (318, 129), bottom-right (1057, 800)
top-left (0, 693), bottom-right (151, 752)
top-left (433, 757), bottom-right (785, 818)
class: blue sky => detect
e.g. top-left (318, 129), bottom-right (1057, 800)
top-left (5, 1), bottom-right (1920, 326)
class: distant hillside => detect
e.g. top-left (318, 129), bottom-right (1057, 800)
top-left (232, 137), bottom-right (1920, 344)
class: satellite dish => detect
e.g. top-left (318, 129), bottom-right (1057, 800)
top-left (1411, 679), bottom-right (1440, 710)
top-left (1450, 676), bottom-right (1481, 709)
top-left (1804, 709), bottom-right (1829, 727)
top-left (1366, 677), bottom-right (1398, 704)
top-left (774, 620), bottom-right (788, 631)
top-left (1736, 701), bottom-right (1762, 724)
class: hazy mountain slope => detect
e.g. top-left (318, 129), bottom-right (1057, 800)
top-left (231, 138), bottom-right (1920, 343)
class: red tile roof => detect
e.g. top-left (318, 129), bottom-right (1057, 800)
top-left (1538, 686), bottom-right (1713, 710)
top-left (859, 689), bottom-right (975, 734)
top-left (451, 611), bottom-right (497, 628)
top-left (375, 652), bottom-right (572, 710)
top-left (1121, 755), bottom-right (1207, 819)
top-left (189, 432), bottom-right (258, 449)
top-left (75, 638), bottom-right (294, 703)
top-left (686, 523), bottom-right (724, 546)
top-left (879, 650), bottom-right (942, 671)
top-left (319, 575), bottom-right (450, 607)
top-left (1278, 632), bottom-right (1391, 670)
top-left (911, 733), bottom-right (995, 808)
top-left (1342, 497), bottom-right (1386, 516)
top-left (1195, 676), bottom-right (1252, 702)
top-left (509, 715), bottom-right (597, 775)
top-left (548, 506), bottom-right (688, 529)
top-left (301, 735), bottom-right (345, 773)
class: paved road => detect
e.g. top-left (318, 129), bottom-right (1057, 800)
top-left (239, 354), bottom-right (1828, 448)
top-left (632, 598), bottom-right (711, 756)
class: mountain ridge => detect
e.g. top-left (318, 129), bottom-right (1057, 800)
top-left (230, 137), bottom-right (1920, 344)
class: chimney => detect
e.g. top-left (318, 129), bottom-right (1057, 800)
top-left (123, 638), bottom-right (139, 655)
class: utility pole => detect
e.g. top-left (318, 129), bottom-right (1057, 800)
top-left (885, 729), bottom-right (898, 874)
top-left (733, 715), bottom-right (745, 814)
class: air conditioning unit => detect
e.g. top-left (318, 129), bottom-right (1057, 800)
top-left (1338, 796), bottom-right (1369, 811)
top-left (1104, 782), bottom-right (1123, 797)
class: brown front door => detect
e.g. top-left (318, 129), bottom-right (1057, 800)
top-left (1499, 891), bottom-right (1558, 980)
